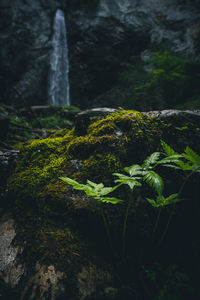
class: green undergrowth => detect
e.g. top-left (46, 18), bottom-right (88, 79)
top-left (7, 109), bottom-right (200, 272)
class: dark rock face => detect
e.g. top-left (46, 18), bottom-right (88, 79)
top-left (68, 0), bottom-right (200, 107)
top-left (0, 0), bottom-right (64, 107)
top-left (0, 0), bottom-right (200, 108)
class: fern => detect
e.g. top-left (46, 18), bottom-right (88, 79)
top-left (183, 147), bottom-right (200, 172)
top-left (143, 171), bottom-right (163, 195)
top-left (123, 164), bottom-right (144, 176)
top-left (59, 177), bottom-right (122, 203)
top-left (146, 193), bottom-right (181, 207)
top-left (142, 152), bottom-right (160, 170)
top-left (113, 173), bottom-right (142, 191)
top-left (161, 140), bottom-right (178, 156)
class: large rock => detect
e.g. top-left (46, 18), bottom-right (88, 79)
top-left (1, 108), bottom-right (200, 299)
top-left (0, 0), bottom-right (200, 108)
top-left (67, 0), bottom-right (200, 107)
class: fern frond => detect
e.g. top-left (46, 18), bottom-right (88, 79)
top-left (124, 164), bottom-right (143, 176)
top-left (146, 198), bottom-right (158, 207)
top-left (146, 193), bottom-right (181, 208)
top-left (59, 177), bottom-right (86, 190)
top-left (142, 152), bottom-right (160, 170)
top-left (157, 154), bottom-right (183, 168)
top-left (87, 180), bottom-right (104, 189)
top-left (161, 140), bottom-right (178, 156)
top-left (184, 147), bottom-right (200, 167)
top-left (99, 197), bottom-right (123, 204)
top-left (143, 171), bottom-right (163, 195)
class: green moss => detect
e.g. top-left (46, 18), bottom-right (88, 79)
top-left (8, 110), bottom-right (162, 203)
top-left (74, 153), bottom-right (122, 184)
top-left (87, 110), bottom-right (141, 135)
top-left (67, 134), bottom-right (123, 159)
top-left (30, 116), bottom-right (73, 129)
top-left (8, 130), bottom-right (75, 201)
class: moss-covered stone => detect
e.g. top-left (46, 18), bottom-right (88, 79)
top-left (7, 110), bottom-right (163, 203)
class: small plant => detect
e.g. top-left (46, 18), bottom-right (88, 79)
top-left (60, 141), bottom-right (200, 256)
top-left (59, 177), bottom-right (122, 252)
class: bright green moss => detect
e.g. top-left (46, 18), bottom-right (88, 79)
top-left (74, 153), bottom-right (122, 184)
top-left (87, 110), bottom-right (141, 136)
top-left (67, 134), bottom-right (123, 159)
top-left (8, 110), bottom-right (162, 208)
top-left (8, 130), bottom-right (75, 201)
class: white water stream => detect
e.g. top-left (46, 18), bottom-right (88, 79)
top-left (49, 9), bottom-right (70, 106)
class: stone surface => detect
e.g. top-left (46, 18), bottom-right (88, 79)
top-left (0, 0), bottom-right (200, 108)
top-left (20, 263), bottom-right (65, 300)
top-left (0, 215), bottom-right (24, 288)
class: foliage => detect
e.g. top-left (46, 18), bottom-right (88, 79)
top-left (119, 51), bottom-right (200, 110)
top-left (60, 141), bottom-right (200, 255)
top-left (143, 263), bottom-right (194, 300)
top-left (30, 115), bottom-right (73, 129)
top-left (59, 177), bottom-right (122, 204)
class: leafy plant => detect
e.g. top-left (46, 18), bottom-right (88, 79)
top-left (60, 141), bottom-right (200, 255)
top-left (59, 177), bottom-right (122, 252)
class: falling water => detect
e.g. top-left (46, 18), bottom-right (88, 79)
top-left (49, 9), bottom-right (70, 106)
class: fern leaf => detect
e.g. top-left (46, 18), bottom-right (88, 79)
top-left (99, 197), bottom-right (123, 204)
top-left (146, 198), bottom-right (158, 207)
top-left (143, 171), bottom-right (163, 195)
top-left (124, 164), bottom-right (143, 176)
top-left (59, 177), bottom-right (86, 190)
top-left (142, 152), bottom-right (160, 170)
top-left (87, 180), bottom-right (104, 189)
top-left (184, 147), bottom-right (200, 166)
top-left (161, 140), bottom-right (177, 156)
top-left (113, 172), bottom-right (142, 190)
top-left (157, 154), bottom-right (183, 164)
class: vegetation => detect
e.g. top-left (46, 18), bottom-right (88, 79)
top-left (5, 108), bottom-right (200, 299)
top-left (118, 51), bottom-right (200, 110)
top-left (60, 141), bottom-right (200, 257)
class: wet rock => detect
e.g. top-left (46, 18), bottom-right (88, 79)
top-left (1, 0), bottom-right (200, 108)
top-left (0, 215), bottom-right (25, 289)
top-left (144, 109), bottom-right (200, 125)
top-left (77, 264), bottom-right (113, 300)
top-left (20, 263), bottom-right (65, 300)
top-left (0, 106), bottom-right (9, 139)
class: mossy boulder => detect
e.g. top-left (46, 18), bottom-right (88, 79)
top-left (4, 109), bottom-right (200, 300)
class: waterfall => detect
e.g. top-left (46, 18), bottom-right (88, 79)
top-left (49, 9), bottom-right (70, 106)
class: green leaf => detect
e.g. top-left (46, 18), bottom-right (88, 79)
top-left (161, 140), bottom-right (178, 156)
top-left (113, 173), bottom-right (142, 191)
top-left (142, 152), bottom-right (160, 170)
top-left (87, 180), bottom-right (104, 189)
top-left (99, 197), bottom-right (123, 204)
top-left (143, 171), bottom-right (163, 195)
top-left (184, 147), bottom-right (200, 168)
top-left (157, 154), bottom-right (183, 165)
top-left (146, 198), bottom-right (158, 207)
top-left (124, 164), bottom-right (143, 176)
top-left (146, 193), bottom-right (182, 207)
top-left (59, 177), bottom-right (86, 190)
top-left (60, 177), bottom-right (119, 200)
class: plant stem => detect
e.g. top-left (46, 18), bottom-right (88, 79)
top-left (152, 208), bottom-right (161, 239)
top-left (122, 190), bottom-right (133, 257)
top-left (100, 205), bottom-right (113, 254)
top-left (157, 170), bottom-right (194, 247)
